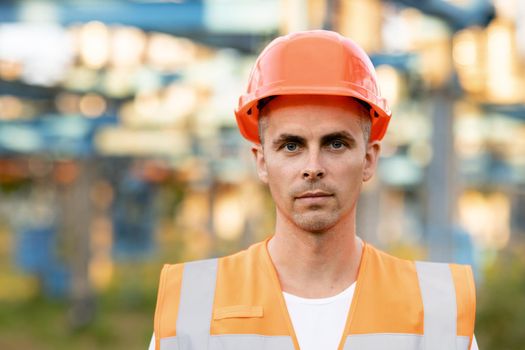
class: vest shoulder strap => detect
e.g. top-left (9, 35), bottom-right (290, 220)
top-left (415, 261), bottom-right (475, 350)
top-left (415, 261), bottom-right (457, 349)
top-left (154, 259), bottom-right (218, 350)
top-left (177, 259), bottom-right (218, 348)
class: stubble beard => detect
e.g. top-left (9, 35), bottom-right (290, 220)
top-left (293, 214), bottom-right (337, 235)
top-left (286, 183), bottom-right (341, 234)
top-left (291, 203), bottom-right (340, 234)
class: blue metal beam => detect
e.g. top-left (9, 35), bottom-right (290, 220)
top-left (59, 1), bottom-right (204, 34)
top-left (0, 1), bottom-right (269, 52)
top-left (388, 0), bottom-right (495, 31)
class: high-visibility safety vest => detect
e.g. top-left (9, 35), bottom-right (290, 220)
top-left (154, 238), bottom-right (476, 350)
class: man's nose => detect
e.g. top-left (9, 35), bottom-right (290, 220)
top-left (302, 168), bottom-right (325, 180)
top-left (302, 152), bottom-right (325, 180)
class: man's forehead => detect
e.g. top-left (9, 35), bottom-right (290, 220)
top-left (263, 94), bottom-right (369, 115)
top-left (264, 103), bottom-right (365, 130)
top-left (257, 94), bottom-right (370, 145)
top-left (266, 118), bottom-right (362, 140)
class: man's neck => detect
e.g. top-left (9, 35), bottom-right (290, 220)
top-left (267, 215), bottom-right (363, 299)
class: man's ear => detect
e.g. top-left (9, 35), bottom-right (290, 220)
top-left (251, 144), bottom-right (268, 184)
top-left (363, 140), bottom-right (381, 182)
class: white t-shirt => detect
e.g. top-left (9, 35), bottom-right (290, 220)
top-left (148, 282), bottom-right (480, 350)
top-left (283, 282), bottom-right (355, 350)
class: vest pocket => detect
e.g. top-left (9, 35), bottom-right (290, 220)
top-left (213, 305), bottom-right (264, 320)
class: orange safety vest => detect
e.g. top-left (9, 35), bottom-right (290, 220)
top-left (154, 238), bottom-right (476, 350)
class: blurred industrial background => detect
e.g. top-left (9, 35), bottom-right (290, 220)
top-left (0, 0), bottom-right (524, 349)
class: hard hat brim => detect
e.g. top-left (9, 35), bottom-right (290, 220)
top-left (235, 86), bottom-right (391, 144)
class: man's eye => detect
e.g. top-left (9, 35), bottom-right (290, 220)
top-left (330, 140), bottom-right (345, 149)
top-left (284, 143), bottom-right (299, 152)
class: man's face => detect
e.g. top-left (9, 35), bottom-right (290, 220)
top-left (252, 95), bottom-right (381, 233)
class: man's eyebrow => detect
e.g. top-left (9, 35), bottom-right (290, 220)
top-left (271, 134), bottom-right (306, 149)
top-left (320, 131), bottom-right (357, 147)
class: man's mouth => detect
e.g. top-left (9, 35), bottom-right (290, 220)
top-left (295, 191), bottom-right (333, 201)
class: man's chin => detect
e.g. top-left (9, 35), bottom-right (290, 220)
top-left (292, 212), bottom-right (339, 234)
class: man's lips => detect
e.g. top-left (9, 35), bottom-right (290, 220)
top-left (295, 191), bottom-right (333, 199)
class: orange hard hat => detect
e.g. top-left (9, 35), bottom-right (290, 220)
top-left (235, 30), bottom-right (392, 143)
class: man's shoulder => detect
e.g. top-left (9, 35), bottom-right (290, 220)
top-left (163, 239), bottom-right (267, 269)
top-left (364, 242), bottom-right (417, 269)
top-left (365, 242), bottom-right (473, 270)
top-left (364, 242), bottom-right (475, 293)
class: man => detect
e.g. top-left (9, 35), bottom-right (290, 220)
top-left (150, 30), bottom-right (478, 350)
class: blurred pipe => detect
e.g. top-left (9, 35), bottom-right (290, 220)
top-left (323, 0), bottom-right (338, 30)
top-left (425, 87), bottom-right (455, 262)
top-left (59, 159), bottom-right (97, 329)
top-left (356, 180), bottom-right (382, 246)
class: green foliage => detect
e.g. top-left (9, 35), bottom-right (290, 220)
top-left (476, 245), bottom-right (525, 350)
top-left (0, 262), bottom-right (159, 350)
top-left (0, 293), bottom-right (154, 350)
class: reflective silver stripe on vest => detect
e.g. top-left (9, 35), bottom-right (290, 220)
top-left (343, 334), bottom-right (470, 350)
top-left (160, 336), bottom-right (180, 350)
top-left (344, 333), bottom-right (423, 349)
top-left (457, 335), bottom-right (470, 349)
top-left (209, 334), bottom-right (295, 350)
top-left (415, 261), bottom-right (457, 350)
top-left (177, 258), bottom-right (218, 350)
